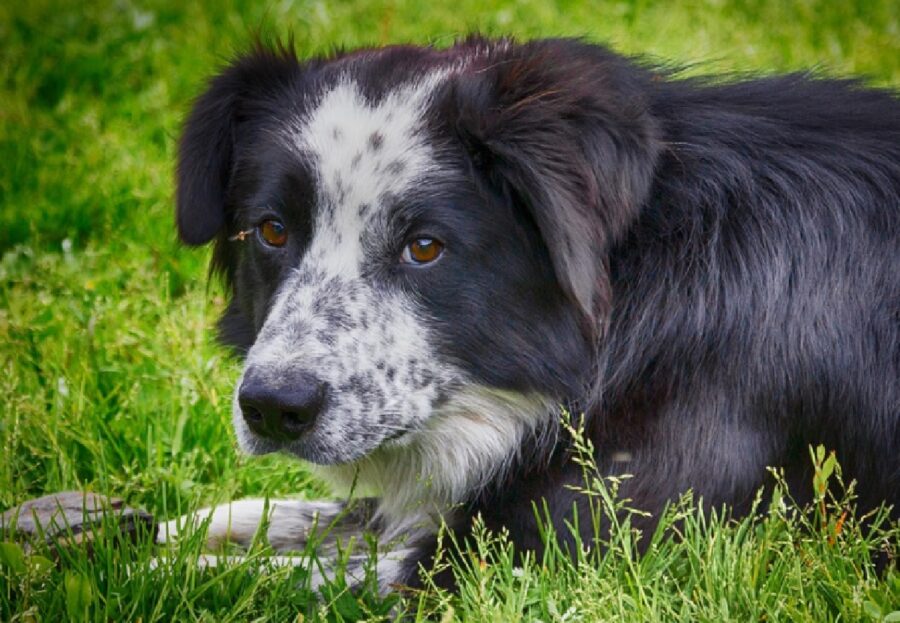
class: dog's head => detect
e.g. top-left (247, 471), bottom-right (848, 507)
top-left (176, 38), bottom-right (659, 497)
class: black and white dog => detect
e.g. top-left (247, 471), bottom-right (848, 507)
top-left (170, 37), bottom-right (899, 590)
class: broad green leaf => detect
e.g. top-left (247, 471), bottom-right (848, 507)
top-left (0, 542), bottom-right (26, 576)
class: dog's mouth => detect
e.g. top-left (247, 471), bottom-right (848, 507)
top-left (235, 405), bottom-right (421, 464)
top-left (382, 428), bottom-right (409, 443)
top-left (381, 425), bottom-right (416, 446)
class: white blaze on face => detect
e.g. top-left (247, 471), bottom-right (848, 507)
top-left (287, 75), bottom-right (446, 277)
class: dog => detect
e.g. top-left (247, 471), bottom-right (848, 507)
top-left (168, 36), bottom-right (899, 591)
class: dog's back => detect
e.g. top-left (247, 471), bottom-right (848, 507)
top-left (600, 71), bottom-right (900, 513)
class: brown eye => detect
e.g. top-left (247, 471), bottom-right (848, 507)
top-left (258, 220), bottom-right (287, 247)
top-left (401, 237), bottom-right (444, 265)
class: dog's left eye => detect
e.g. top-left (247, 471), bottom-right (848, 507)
top-left (401, 237), bottom-right (444, 265)
top-left (258, 220), bottom-right (287, 247)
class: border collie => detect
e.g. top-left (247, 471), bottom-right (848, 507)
top-left (169, 36), bottom-right (899, 590)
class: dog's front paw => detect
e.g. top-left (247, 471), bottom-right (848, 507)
top-left (1, 491), bottom-right (156, 553)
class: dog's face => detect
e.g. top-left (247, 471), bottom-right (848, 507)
top-left (222, 74), bottom-right (583, 464)
top-left (176, 39), bottom-right (659, 482)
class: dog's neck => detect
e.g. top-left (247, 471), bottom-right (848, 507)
top-left (310, 386), bottom-right (559, 532)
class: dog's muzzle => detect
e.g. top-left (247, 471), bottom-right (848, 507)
top-left (237, 367), bottom-right (329, 441)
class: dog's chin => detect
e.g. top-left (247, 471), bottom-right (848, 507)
top-left (232, 417), bottom-right (407, 466)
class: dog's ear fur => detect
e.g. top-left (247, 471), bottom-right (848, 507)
top-left (176, 43), bottom-right (300, 246)
top-left (449, 39), bottom-right (660, 329)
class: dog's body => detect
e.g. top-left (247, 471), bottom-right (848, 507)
top-left (171, 37), bottom-right (900, 590)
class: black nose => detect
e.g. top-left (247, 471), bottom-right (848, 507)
top-left (238, 369), bottom-right (328, 441)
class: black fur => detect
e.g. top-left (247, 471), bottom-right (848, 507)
top-left (176, 37), bottom-right (899, 588)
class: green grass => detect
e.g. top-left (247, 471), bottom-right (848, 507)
top-left (1, 0), bottom-right (898, 620)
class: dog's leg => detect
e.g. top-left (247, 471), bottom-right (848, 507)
top-left (157, 498), bottom-right (414, 593)
top-left (157, 546), bottom-right (415, 594)
top-left (157, 497), bottom-right (376, 553)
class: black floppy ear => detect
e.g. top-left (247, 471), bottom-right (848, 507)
top-left (176, 44), bottom-right (300, 245)
top-left (450, 39), bottom-right (660, 328)
top-left (176, 75), bottom-right (237, 245)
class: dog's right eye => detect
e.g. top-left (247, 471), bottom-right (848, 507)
top-left (401, 237), bottom-right (444, 265)
top-left (258, 220), bottom-right (287, 247)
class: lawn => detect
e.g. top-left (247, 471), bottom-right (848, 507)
top-left (1, 0), bottom-right (898, 620)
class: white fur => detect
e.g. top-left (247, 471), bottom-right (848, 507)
top-left (158, 498), bottom-right (411, 592)
top-left (285, 74), bottom-right (448, 278)
top-left (312, 387), bottom-right (557, 530)
top-left (153, 551), bottom-right (409, 594)
top-left (158, 498), bottom-right (347, 551)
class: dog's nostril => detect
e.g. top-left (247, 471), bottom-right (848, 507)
top-left (242, 406), bottom-right (264, 424)
top-left (281, 410), bottom-right (313, 434)
top-left (279, 387), bottom-right (326, 436)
